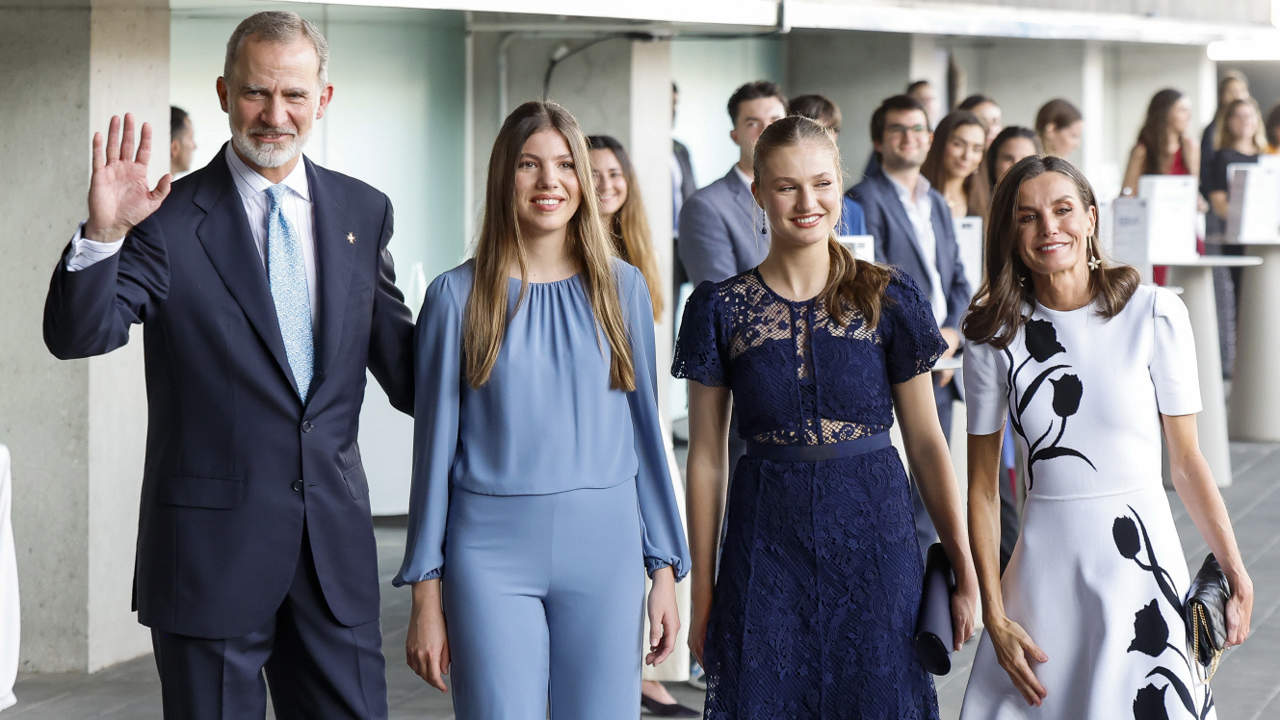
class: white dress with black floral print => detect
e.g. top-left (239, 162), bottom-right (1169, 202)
top-left (960, 285), bottom-right (1214, 720)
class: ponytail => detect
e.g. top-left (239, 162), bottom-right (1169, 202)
top-left (821, 235), bottom-right (891, 329)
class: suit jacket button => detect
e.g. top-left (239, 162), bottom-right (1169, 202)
top-left (291, 480), bottom-right (303, 493)
top-left (301, 420), bottom-right (314, 433)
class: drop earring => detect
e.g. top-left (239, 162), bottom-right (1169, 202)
top-left (1087, 237), bottom-right (1101, 271)
top-left (760, 212), bottom-right (768, 235)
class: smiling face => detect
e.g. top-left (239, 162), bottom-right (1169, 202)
top-left (876, 107), bottom-right (932, 171)
top-left (754, 139), bottom-right (841, 250)
top-left (589, 148), bottom-right (628, 222)
top-left (994, 136), bottom-right (1038, 183)
top-left (944, 123), bottom-right (987, 182)
top-left (513, 128), bottom-right (581, 241)
top-left (217, 34), bottom-right (332, 177)
top-left (1014, 171), bottom-right (1097, 281)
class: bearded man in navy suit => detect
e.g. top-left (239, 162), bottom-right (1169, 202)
top-left (43, 11), bottom-right (413, 719)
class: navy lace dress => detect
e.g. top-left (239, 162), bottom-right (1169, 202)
top-left (674, 268), bottom-right (946, 720)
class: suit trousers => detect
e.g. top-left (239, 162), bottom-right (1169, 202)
top-left (443, 480), bottom-right (645, 720)
top-left (151, 524), bottom-right (387, 720)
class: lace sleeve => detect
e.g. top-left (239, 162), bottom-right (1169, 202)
top-left (882, 271), bottom-right (948, 384)
top-left (672, 280), bottom-right (728, 387)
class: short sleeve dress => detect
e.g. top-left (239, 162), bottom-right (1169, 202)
top-left (674, 267), bottom-right (946, 720)
top-left (959, 285), bottom-right (1215, 719)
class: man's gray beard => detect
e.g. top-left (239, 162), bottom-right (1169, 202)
top-left (231, 129), bottom-right (307, 169)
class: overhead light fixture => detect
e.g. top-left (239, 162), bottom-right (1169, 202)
top-left (1207, 38), bottom-right (1280, 62)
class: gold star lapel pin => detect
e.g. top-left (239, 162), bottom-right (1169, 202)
top-left (347, 232), bottom-right (356, 245)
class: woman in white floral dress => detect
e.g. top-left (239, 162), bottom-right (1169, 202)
top-left (959, 155), bottom-right (1254, 719)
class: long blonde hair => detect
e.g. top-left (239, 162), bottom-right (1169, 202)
top-left (465, 101), bottom-right (635, 391)
top-left (587, 135), bottom-right (664, 320)
top-left (752, 115), bottom-right (891, 328)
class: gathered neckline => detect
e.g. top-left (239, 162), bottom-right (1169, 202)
top-left (507, 273), bottom-right (580, 287)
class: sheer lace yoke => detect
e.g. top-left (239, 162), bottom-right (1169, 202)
top-left (674, 268), bottom-right (946, 448)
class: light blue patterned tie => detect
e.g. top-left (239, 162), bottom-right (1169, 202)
top-left (265, 184), bottom-right (314, 401)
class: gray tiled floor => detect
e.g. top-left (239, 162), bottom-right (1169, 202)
top-left (9, 442), bottom-right (1280, 719)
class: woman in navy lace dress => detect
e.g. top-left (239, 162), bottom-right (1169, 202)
top-left (675, 116), bottom-right (978, 719)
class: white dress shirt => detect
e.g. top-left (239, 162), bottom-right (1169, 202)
top-left (887, 173), bottom-right (947, 326)
top-left (66, 144), bottom-right (320, 322)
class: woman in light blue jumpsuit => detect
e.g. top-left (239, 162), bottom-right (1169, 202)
top-left (394, 100), bottom-right (690, 720)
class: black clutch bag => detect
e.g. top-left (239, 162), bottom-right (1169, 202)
top-left (1184, 553), bottom-right (1231, 684)
top-left (914, 542), bottom-right (955, 675)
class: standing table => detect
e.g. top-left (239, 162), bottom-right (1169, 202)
top-left (1228, 242), bottom-right (1280, 442)
top-left (1166, 256), bottom-right (1263, 487)
top-left (1, 445), bottom-right (16, 712)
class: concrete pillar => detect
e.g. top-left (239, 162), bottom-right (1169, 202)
top-left (0, 0), bottom-right (167, 672)
top-left (909, 34), bottom-right (949, 113)
top-left (786, 30), bottom-right (913, 185)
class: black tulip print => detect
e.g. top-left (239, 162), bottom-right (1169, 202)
top-left (1001, 319), bottom-right (1095, 490)
top-left (1134, 683), bottom-right (1171, 720)
top-left (1128, 600), bottom-right (1170, 657)
top-left (1024, 318), bottom-right (1066, 362)
top-left (1116, 507), bottom-right (1215, 719)
top-left (1113, 516), bottom-right (1141, 560)
top-left (1050, 374), bottom-right (1083, 417)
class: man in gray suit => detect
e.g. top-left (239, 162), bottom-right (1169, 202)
top-left (677, 80), bottom-right (787, 285)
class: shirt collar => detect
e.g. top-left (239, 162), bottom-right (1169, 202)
top-left (225, 143), bottom-right (311, 202)
top-left (887, 171), bottom-right (930, 205)
top-left (732, 164), bottom-right (753, 192)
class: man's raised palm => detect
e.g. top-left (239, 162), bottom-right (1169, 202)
top-left (85, 113), bottom-right (172, 243)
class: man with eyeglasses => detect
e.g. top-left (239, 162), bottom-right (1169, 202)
top-left (850, 94), bottom-right (970, 558)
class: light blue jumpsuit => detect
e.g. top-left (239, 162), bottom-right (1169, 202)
top-left (393, 259), bottom-right (690, 720)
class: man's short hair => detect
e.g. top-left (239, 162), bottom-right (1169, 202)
top-left (788, 94), bottom-right (841, 134)
top-left (170, 106), bottom-right (189, 138)
top-left (727, 80), bottom-right (786, 125)
top-left (224, 11), bottom-right (329, 86)
top-left (906, 80), bottom-right (931, 95)
top-left (958, 94), bottom-right (996, 111)
top-left (870, 94), bottom-right (928, 144)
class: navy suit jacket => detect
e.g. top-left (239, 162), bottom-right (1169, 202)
top-left (44, 146), bottom-right (415, 639)
top-left (849, 167), bottom-right (970, 331)
top-left (677, 166), bottom-right (769, 285)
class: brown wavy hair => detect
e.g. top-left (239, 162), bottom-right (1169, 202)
top-left (963, 155), bottom-right (1139, 349)
top-left (1137, 88), bottom-right (1187, 174)
top-left (921, 109), bottom-right (991, 221)
top-left (752, 115), bottom-right (891, 328)
top-left (587, 135), bottom-right (663, 320)
top-left (465, 101), bottom-right (635, 391)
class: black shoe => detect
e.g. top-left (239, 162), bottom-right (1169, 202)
top-left (641, 694), bottom-right (701, 717)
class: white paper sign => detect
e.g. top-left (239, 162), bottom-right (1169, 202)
top-left (1137, 175), bottom-right (1198, 263)
top-left (1110, 196), bottom-right (1153, 283)
top-left (1225, 162), bottom-right (1280, 243)
top-left (953, 216), bottom-right (983, 298)
top-left (838, 235), bottom-right (875, 263)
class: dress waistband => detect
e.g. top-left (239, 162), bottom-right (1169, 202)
top-left (745, 432), bottom-right (891, 462)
